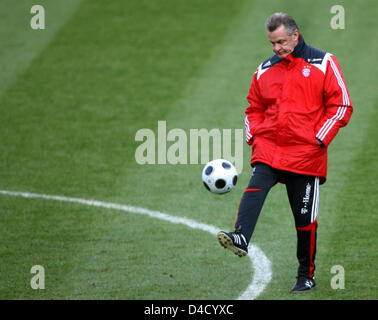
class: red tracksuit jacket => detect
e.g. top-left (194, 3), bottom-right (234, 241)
top-left (244, 36), bottom-right (353, 183)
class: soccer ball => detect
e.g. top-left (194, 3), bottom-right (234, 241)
top-left (202, 159), bottom-right (238, 194)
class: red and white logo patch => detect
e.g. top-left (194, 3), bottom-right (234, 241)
top-left (302, 67), bottom-right (311, 77)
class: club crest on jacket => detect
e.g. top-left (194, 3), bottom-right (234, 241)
top-left (302, 66), bottom-right (311, 77)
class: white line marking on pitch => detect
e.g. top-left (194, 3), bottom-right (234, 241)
top-left (0, 189), bottom-right (272, 300)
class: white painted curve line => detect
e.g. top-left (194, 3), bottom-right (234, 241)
top-left (0, 189), bottom-right (272, 300)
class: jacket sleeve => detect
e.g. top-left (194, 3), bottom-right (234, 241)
top-left (315, 55), bottom-right (353, 147)
top-left (244, 69), bottom-right (266, 145)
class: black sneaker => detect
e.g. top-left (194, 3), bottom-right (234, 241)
top-left (217, 231), bottom-right (248, 257)
top-left (290, 276), bottom-right (316, 292)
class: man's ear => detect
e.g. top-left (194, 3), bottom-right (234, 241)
top-left (292, 29), bottom-right (299, 41)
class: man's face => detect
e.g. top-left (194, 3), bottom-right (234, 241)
top-left (267, 24), bottom-right (299, 59)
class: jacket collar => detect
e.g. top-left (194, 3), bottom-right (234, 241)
top-left (292, 35), bottom-right (305, 57)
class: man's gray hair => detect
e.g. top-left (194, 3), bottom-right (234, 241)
top-left (265, 12), bottom-right (299, 35)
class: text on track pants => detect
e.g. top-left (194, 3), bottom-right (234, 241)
top-left (235, 162), bottom-right (319, 278)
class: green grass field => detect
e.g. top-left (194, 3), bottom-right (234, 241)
top-left (0, 0), bottom-right (377, 300)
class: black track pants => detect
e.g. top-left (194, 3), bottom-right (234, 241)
top-left (234, 162), bottom-right (319, 278)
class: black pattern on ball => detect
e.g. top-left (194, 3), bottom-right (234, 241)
top-left (215, 179), bottom-right (226, 189)
top-left (203, 182), bottom-right (210, 191)
top-left (222, 162), bottom-right (231, 169)
top-left (205, 166), bottom-right (213, 175)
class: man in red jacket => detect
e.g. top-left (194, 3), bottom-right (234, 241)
top-left (217, 12), bottom-right (352, 292)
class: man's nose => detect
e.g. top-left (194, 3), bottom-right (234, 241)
top-left (273, 43), bottom-right (281, 52)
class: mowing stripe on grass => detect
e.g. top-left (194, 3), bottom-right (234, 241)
top-left (0, 0), bottom-right (84, 97)
top-left (0, 189), bottom-right (272, 300)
